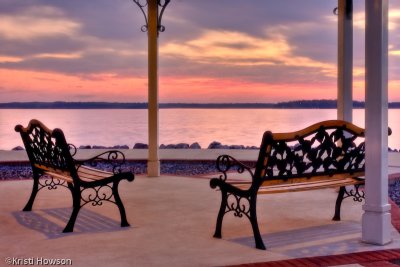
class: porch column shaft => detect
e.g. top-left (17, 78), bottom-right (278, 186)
top-left (147, 0), bottom-right (160, 177)
top-left (337, 0), bottom-right (353, 121)
top-left (362, 0), bottom-right (391, 245)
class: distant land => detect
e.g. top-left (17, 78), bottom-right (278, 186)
top-left (0, 100), bottom-right (400, 109)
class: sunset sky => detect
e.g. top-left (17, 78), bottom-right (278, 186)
top-left (1, 0), bottom-right (400, 103)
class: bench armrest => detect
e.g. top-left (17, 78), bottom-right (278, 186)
top-left (214, 155), bottom-right (254, 182)
top-left (75, 150), bottom-right (127, 175)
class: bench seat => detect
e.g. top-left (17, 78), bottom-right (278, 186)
top-left (236, 176), bottom-right (364, 194)
top-left (16, 119), bottom-right (135, 233)
top-left (210, 120), bottom-right (369, 250)
top-left (37, 164), bottom-right (121, 183)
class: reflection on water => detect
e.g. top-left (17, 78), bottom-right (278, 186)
top-left (1, 109), bottom-right (399, 150)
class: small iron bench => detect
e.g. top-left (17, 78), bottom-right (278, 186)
top-left (210, 120), bottom-right (369, 250)
top-left (15, 119), bottom-right (135, 232)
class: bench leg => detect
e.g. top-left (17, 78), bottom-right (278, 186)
top-left (112, 180), bottom-right (130, 227)
top-left (23, 173), bottom-right (40, 211)
top-left (333, 186), bottom-right (346, 221)
top-left (213, 190), bottom-right (228, 239)
top-left (63, 186), bottom-right (81, 233)
top-left (249, 196), bottom-right (266, 250)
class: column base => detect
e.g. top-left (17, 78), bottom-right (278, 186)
top-left (147, 160), bottom-right (160, 177)
top-left (362, 208), bottom-right (392, 245)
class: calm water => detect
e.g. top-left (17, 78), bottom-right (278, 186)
top-left (1, 109), bottom-right (399, 150)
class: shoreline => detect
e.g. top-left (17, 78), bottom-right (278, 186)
top-left (1, 100), bottom-right (400, 109)
top-left (7, 142), bottom-right (400, 153)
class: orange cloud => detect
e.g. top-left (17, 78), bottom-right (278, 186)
top-left (161, 30), bottom-right (337, 77)
top-left (0, 6), bottom-right (80, 40)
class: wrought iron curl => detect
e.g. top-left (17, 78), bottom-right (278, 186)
top-left (81, 185), bottom-right (114, 207)
top-left (157, 0), bottom-right (171, 33)
top-left (68, 143), bottom-right (77, 157)
top-left (343, 184), bottom-right (365, 202)
top-left (38, 177), bottom-right (68, 191)
top-left (216, 155), bottom-right (254, 182)
top-left (131, 0), bottom-right (171, 33)
top-left (226, 193), bottom-right (250, 219)
top-left (132, 0), bottom-right (149, 32)
top-left (108, 150), bottom-right (126, 174)
top-left (77, 150), bottom-right (126, 174)
top-left (216, 155), bottom-right (231, 182)
top-left (333, 1), bottom-right (353, 19)
top-left (218, 173), bottom-right (228, 181)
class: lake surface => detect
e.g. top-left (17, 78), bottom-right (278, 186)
top-left (1, 109), bottom-right (399, 150)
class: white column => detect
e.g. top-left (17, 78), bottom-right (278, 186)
top-left (337, 0), bottom-right (353, 122)
top-left (362, 0), bottom-right (391, 245)
top-left (147, 0), bottom-right (160, 177)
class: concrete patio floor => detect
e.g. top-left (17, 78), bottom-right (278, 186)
top-left (1, 150), bottom-right (400, 266)
top-left (1, 174), bottom-right (400, 267)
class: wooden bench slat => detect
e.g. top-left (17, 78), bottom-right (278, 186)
top-left (77, 166), bottom-right (112, 181)
top-left (257, 178), bottom-right (364, 194)
top-left (235, 177), bottom-right (363, 193)
top-left (35, 164), bottom-right (113, 182)
top-left (77, 165), bottom-right (113, 176)
top-left (43, 170), bottom-right (73, 183)
top-left (260, 172), bottom-right (365, 186)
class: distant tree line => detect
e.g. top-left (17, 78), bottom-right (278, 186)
top-left (0, 100), bottom-right (399, 109)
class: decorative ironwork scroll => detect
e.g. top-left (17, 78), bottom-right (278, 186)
top-left (24, 125), bottom-right (71, 172)
top-left (131, 0), bottom-right (171, 33)
top-left (216, 154), bottom-right (255, 182)
top-left (343, 184), bottom-right (365, 202)
top-left (333, 0), bottom-right (353, 19)
top-left (225, 193), bottom-right (251, 219)
top-left (38, 177), bottom-right (68, 191)
top-left (263, 126), bottom-right (365, 181)
top-left (81, 185), bottom-right (114, 207)
top-left (77, 150), bottom-right (126, 174)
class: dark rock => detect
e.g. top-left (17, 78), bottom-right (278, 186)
top-left (229, 145), bottom-right (245, 149)
top-left (79, 145), bottom-right (91, 149)
top-left (208, 141), bottom-right (222, 149)
top-left (92, 145), bottom-right (107, 149)
top-left (175, 143), bottom-right (189, 149)
top-left (189, 142), bottom-right (201, 149)
top-left (11, 146), bottom-right (24, 151)
top-left (165, 144), bottom-right (176, 149)
top-left (133, 143), bottom-right (148, 149)
top-left (113, 145), bottom-right (129, 149)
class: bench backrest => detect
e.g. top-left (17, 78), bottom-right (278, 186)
top-left (254, 120), bottom-right (366, 185)
top-left (15, 119), bottom-right (77, 178)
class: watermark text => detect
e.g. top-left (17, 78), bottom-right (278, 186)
top-left (5, 257), bottom-right (72, 265)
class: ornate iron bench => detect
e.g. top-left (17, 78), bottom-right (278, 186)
top-left (210, 120), bottom-right (369, 250)
top-left (15, 119), bottom-right (135, 233)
